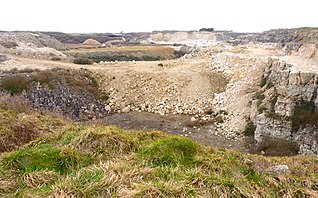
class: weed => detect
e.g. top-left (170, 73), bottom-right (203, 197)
top-left (256, 92), bottom-right (265, 101)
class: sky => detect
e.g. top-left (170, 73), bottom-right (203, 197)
top-left (1, 0), bottom-right (317, 33)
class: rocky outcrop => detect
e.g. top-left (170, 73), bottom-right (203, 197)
top-left (0, 69), bottom-right (108, 120)
top-left (253, 58), bottom-right (318, 155)
top-left (26, 85), bottom-right (106, 120)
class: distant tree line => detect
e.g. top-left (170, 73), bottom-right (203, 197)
top-left (199, 28), bottom-right (214, 32)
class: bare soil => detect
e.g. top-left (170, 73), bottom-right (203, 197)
top-left (104, 111), bottom-right (248, 152)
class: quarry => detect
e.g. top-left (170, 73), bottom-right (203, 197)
top-left (0, 28), bottom-right (317, 197)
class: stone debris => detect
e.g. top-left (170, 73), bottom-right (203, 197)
top-left (266, 165), bottom-right (290, 175)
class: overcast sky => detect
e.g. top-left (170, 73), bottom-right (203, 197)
top-left (1, 0), bottom-right (317, 33)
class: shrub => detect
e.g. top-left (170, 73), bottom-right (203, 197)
top-left (243, 120), bottom-right (256, 136)
top-left (32, 70), bottom-right (55, 88)
top-left (292, 100), bottom-right (318, 132)
top-left (0, 74), bottom-right (29, 94)
top-left (73, 58), bottom-right (94, 65)
top-left (141, 136), bottom-right (199, 167)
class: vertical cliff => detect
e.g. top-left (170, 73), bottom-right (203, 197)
top-left (253, 58), bottom-right (318, 155)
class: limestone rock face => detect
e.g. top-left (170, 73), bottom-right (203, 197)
top-left (254, 113), bottom-right (292, 142)
top-left (254, 58), bottom-right (318, 155)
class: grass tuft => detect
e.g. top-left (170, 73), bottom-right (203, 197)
top-left (2, 144), bottom-right (92, 174)
top-left (141, 136), bottom-right (200, 167)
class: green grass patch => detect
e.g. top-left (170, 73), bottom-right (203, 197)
top-left (141, 136), bottom-right (200, 167)
top-left (2, 144), bottom-right (92, 174)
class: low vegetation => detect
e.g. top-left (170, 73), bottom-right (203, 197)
top-left (243, 120), bottom-right (256, 136)
top-left (0, 105), bottom-right (317, 197)
top-left (255, 137), bottom-right (299, 157)
top-left (0, 68), bottom-right (106, 99)
top-left (73, 57), bottom-right (94, 65)
top-left (292, 100), bottom-right (318, 132)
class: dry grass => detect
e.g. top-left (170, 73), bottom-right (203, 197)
top-left (0, 94), bottom-right (65, 152)
top-left (0, 93), bottom-right (33, 113)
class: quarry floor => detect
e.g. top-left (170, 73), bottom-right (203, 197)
top-left (1, 43), bottom-right (313, 152)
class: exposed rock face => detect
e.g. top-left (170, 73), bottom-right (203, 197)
top-left (0, 69), bottom-right (107, 120)
top-left (26, 84), bottom-right (106, 120)
top-left (254, 58), bottom-right (318, 155)
top-left (254, 114), bottom-right (292, 142)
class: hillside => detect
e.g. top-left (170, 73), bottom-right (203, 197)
top-left (0, 107), bottom-right (317, 197)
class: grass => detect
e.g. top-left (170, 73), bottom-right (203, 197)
top-left (0, 110), bottom-right (317, 197)
top-left (141, 136), bottom-right (200, 167)
top-left (2, 144), bottom-right (92, 174)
